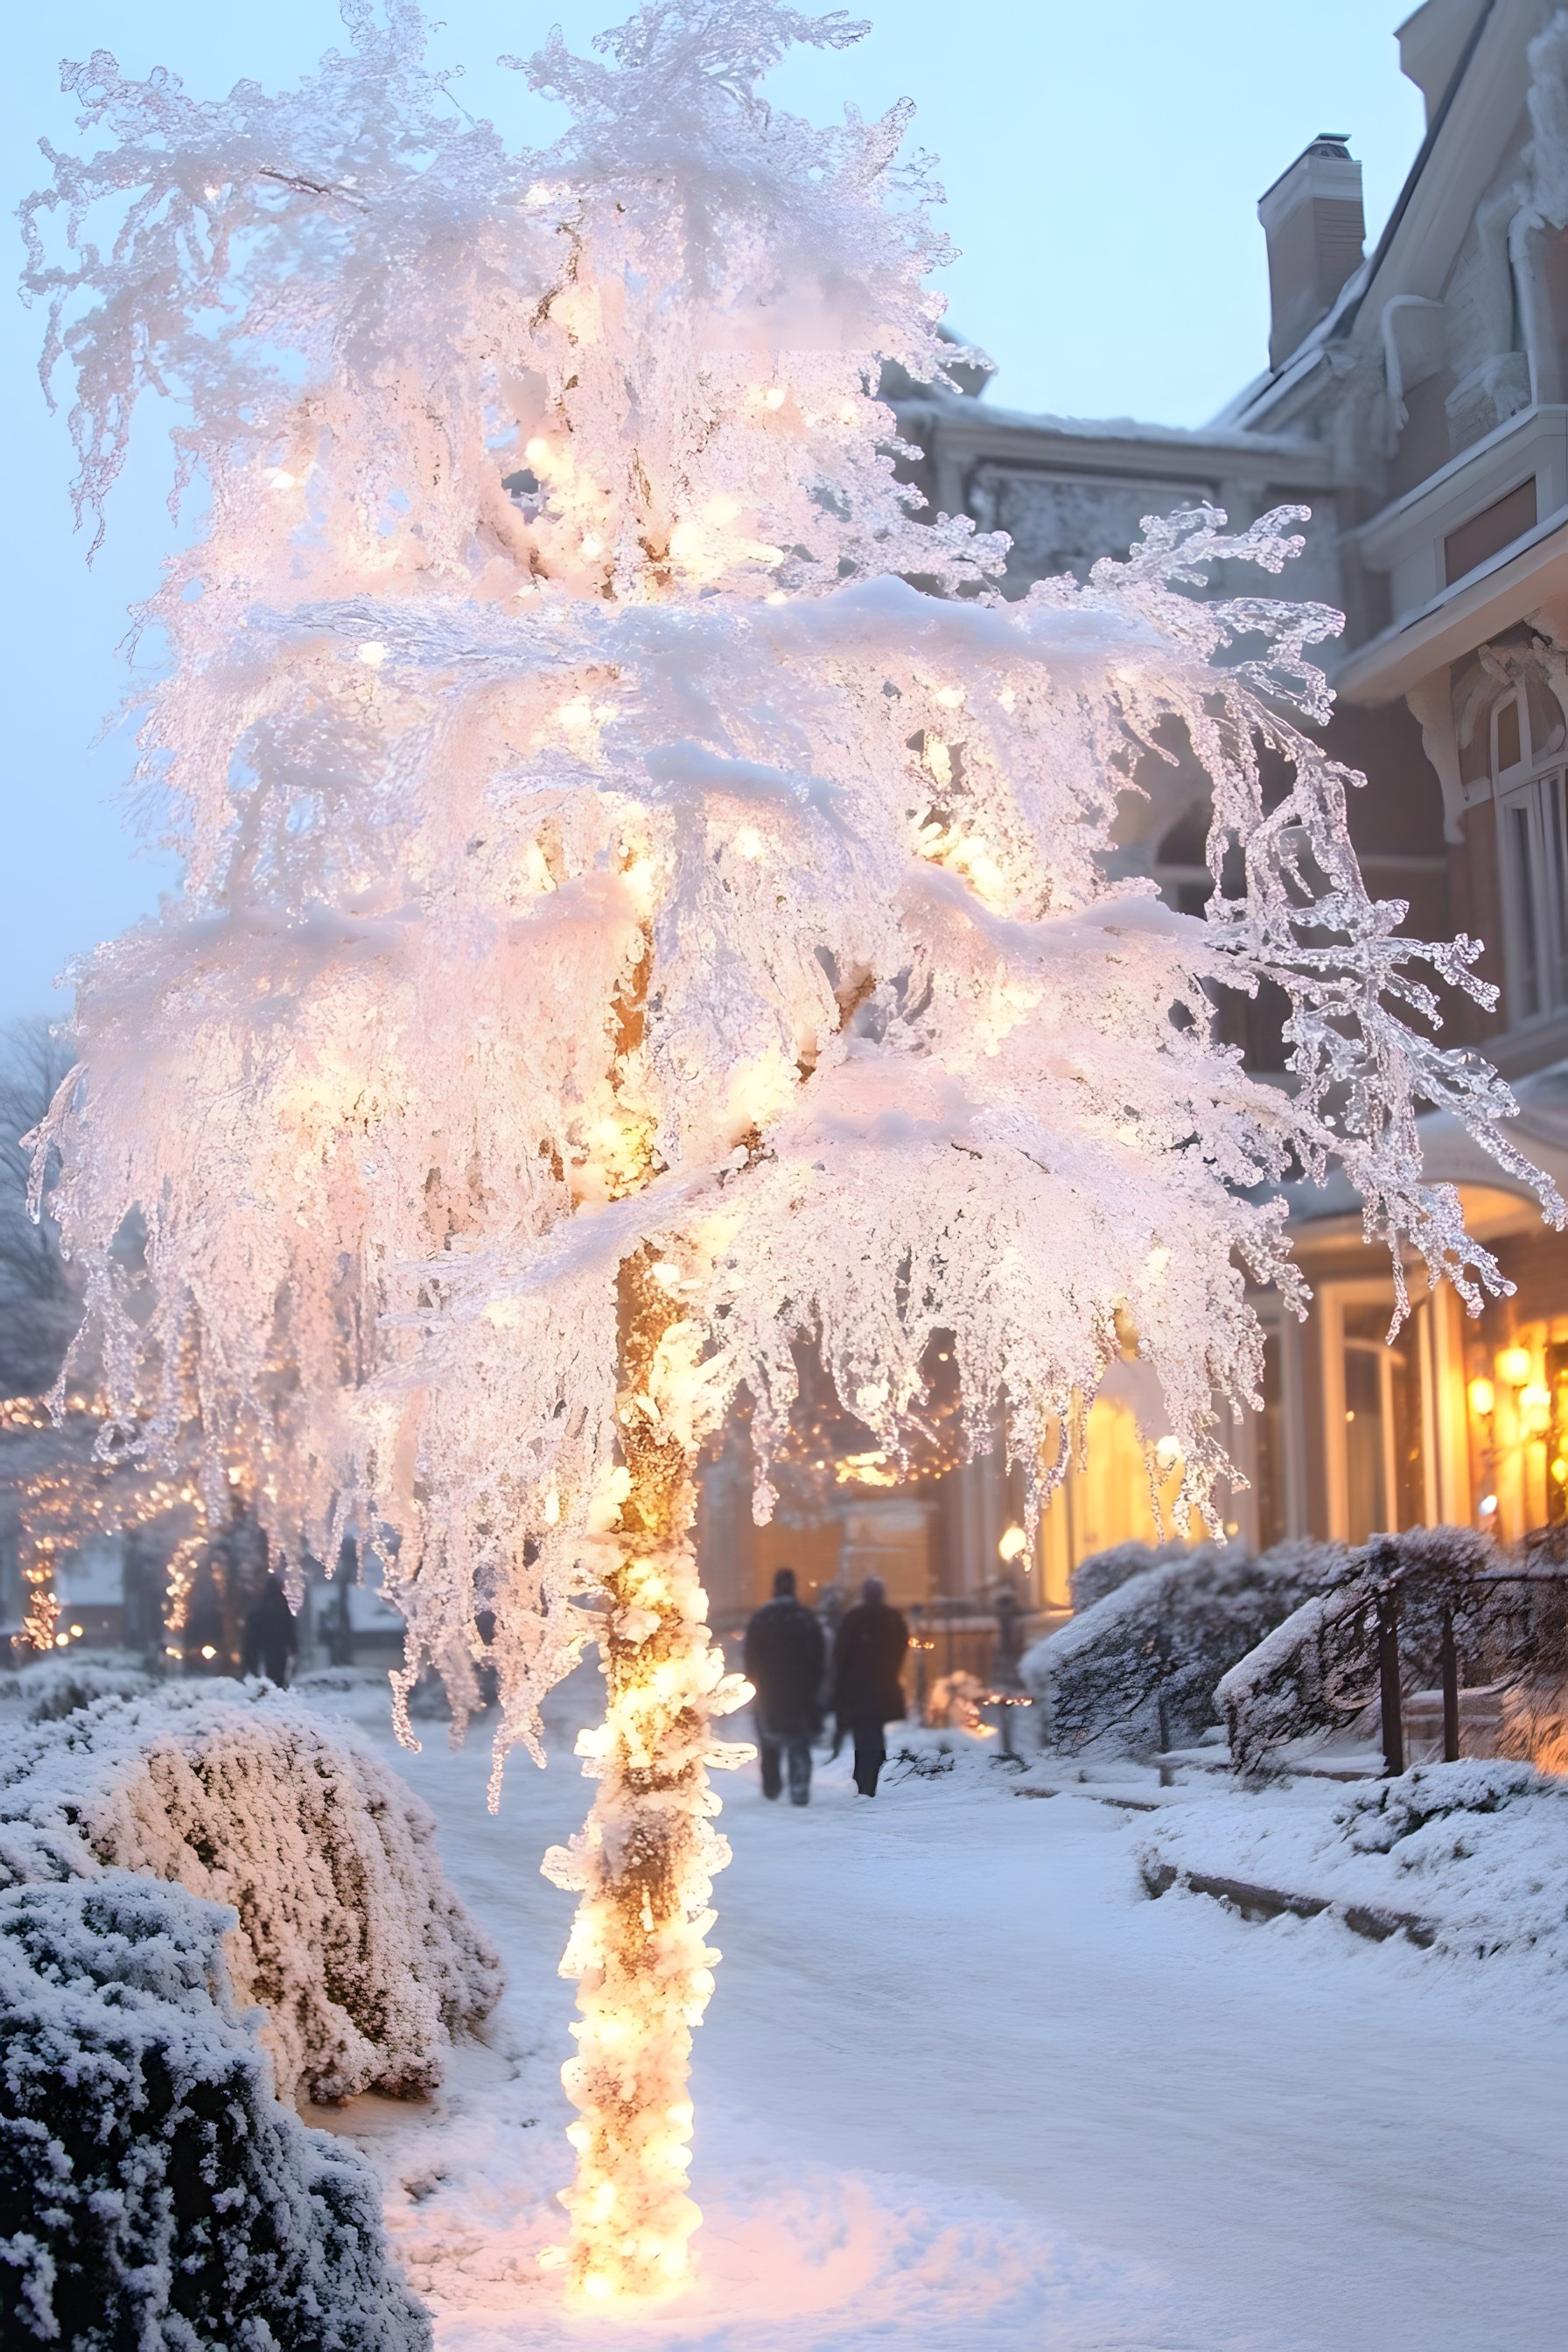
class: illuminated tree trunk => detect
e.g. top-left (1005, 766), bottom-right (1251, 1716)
top-left (548, 1245), bottom-right (738, 2304)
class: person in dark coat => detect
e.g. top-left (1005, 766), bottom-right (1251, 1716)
top-left (829, 1574), bottom-right (908, 1797)
top-left (241, 1574), bottom-right (298, 1687)
top-left (743, 1566), bottom-right (826, 1806)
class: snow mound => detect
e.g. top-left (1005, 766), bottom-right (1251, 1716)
top-left (406, 2167), bottom-right (1180, 2352)
top-left (879, 1720), bottom-right (1027, 1784)
top-left (0, 1871), bottom-right (430, 2350)
top-left (1023, 1537), bottom-right (1340, 1756)
top-left (1138, 1760), bottom-right (1568, 1975)
top-left (0, 1681), bottom-right (502, 2102)
top-left (0, 1657), bottom-right (158, 1721)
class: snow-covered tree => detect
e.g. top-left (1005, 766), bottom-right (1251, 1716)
top-left (0, 1018), bottom-right (80, 1395)
top-left (23, 0), bottom-right (1559, 2301)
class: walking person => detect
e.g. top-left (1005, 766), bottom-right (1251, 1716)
top-left (743, 1566), bottom-right (826, 1806)
top-left (241, 1572), bottom-right (299, 1687)
top-left (830, 1574), bottom-right (909, 1797)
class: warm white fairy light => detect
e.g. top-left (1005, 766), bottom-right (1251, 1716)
top-left (3, 1393), bottom-right (218, 1655)
top-left (23, 0), bottom-right (1559, 2307)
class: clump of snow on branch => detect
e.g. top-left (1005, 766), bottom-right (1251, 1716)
top-left (1022, 1536), bottom-right (1344, 1758)
top-left (20, 0), bottom-right (1560, 1787)
top-left (0, 1682), bottom-right (500, 2102)
top-left (0, 1871), bottom-right (430, 2349)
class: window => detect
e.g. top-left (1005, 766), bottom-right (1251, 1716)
top-left (1498, 760), bottom-right (1568, 1024)
top-left (1325, 1284), bottom-right (1436, 1544)
top-left (1491, 670), bottom-right (1568, 1026)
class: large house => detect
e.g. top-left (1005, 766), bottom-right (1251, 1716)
top-left (701, 0), bottom-right (1568, 1625)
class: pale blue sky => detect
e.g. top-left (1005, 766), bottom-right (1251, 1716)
top-left (3, 0), bottom-right (1425, 1017)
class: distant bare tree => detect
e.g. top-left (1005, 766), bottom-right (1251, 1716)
top-left (0, 1018), bottom-right (81, 1394)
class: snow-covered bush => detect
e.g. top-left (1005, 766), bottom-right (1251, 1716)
top-left (1139, 1759), bottom-right (1568, 1975)
top-left (0, 1870), bottom-right (430, 2349)
top-left (0, 1683), bottom-right (501, 2102)
top-left (1023, 1538), bottom-right (1341, 1757)
top-left (1217, 1580), bottom-right (1379, 1779)
top-left (881, 1719), bottom-right (1013, 1784)
top-left (1341, 1758), bottom-right (1544, 1851)
top-left (1216, 1526), bottom-right (1539, 1777)
top-left (1067, 1540), bottom-right (1181, 1616)
top-left (0, 1657), bottom-right (157, 1722)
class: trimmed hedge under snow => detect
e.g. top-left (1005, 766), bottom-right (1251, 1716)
top-left (0, 1871), bottom-right (430, 2350)
top-left (1022, 1539), bottom-right (1345, 1757)
top-left (0, 1683), bottom-right (501, 2104)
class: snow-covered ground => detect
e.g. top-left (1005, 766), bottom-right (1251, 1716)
top-left (296, 1673), bottom-right (1568, 2352)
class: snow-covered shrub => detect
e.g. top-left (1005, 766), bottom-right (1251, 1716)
top-left (0, 1683), bottom-right (501, 2102)
top-left (0, 1870), bottom-right (430, 2350)
top-left (1484, 1545), bottom-right (1568, 1768)
top-left (1216, 1583), bottom-right (1378, 1779)
top-left (1067, 1540), bottom-right (1179, 1616)
top-left (1340, 1758), bottom-right (1544, 1852)
top-left (1023, 1538), bottom-right (1341, 1758)
top-left (881, 1719), bottom-right (1012, 1784)
top-left (0, 1657), bottom-right (157, 1722)
top-left (1218, 1527), bottom-right (1526, 1778)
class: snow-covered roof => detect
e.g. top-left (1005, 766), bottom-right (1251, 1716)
top-left (899, 385), bottom-right (1321, 463)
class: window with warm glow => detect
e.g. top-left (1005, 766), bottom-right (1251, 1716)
top-left (1466, 1320), bottom-right (1568, 1541)
top-left (1324, 1282), bottom-right (1436, 1543)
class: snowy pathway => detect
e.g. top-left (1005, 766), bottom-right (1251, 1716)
top-left (307, 1680), bottom-right (1568, 2352)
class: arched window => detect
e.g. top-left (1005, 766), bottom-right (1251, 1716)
top-left (1456, 641), bottom-right (1568, 1027)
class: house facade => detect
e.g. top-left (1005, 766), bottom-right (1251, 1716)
top-left (701, 0), bottom-right (1568, 1628)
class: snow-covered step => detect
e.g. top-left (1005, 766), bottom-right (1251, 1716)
top-left (1141, 1858), bottom-right (1438, 1949)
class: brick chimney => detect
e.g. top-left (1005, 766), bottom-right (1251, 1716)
top-left (1257, 135), bottom-right (1366, 371)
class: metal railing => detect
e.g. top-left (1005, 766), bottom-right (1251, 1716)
top-left (1368, 1536), bottom-right (1568, 1774)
